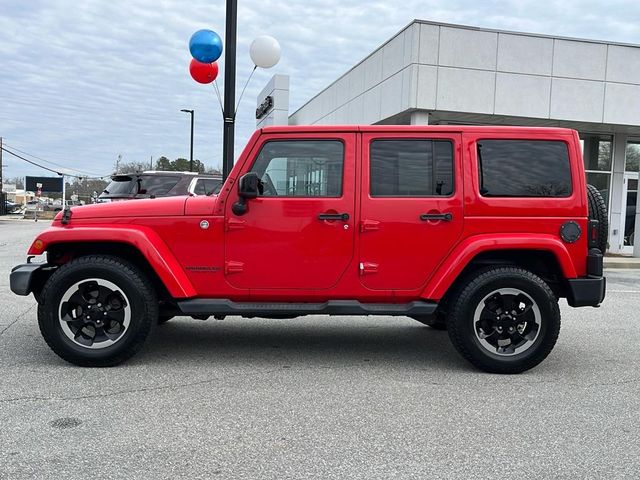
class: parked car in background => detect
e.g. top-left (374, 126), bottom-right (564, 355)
top-left (4, 200), bottom-right (20, 213)
top-left (45, 200), bottom-right (84, 212)
top-left (99, 171), bottom-right (222, 202)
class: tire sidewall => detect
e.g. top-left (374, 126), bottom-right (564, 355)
top-left (39, 259), bottom-right (155, 362)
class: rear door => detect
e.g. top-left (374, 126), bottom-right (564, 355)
top-left (359, 133), bottom-right (464, 290)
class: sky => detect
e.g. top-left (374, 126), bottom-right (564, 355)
top-left (1, 0), bottom-right (639, 180)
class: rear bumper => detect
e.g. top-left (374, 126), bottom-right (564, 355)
top-left (10, 263), bottom-right (47, 296)
top-left (566, 248), bottom-right (606, 307)
top-left (566, 277), bottom-right (606, 307)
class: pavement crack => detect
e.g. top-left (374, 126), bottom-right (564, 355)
top-left (0, 368), bottom-right (282, 404)
top-left (0, 304), bottom-right (35, 338)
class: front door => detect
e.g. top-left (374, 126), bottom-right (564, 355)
top-left (359, 133), bottom-right (464, 291)
top-left (621, 172), bottom-right (638, 254)
top-left (225, 135), bottom-right (356, 290)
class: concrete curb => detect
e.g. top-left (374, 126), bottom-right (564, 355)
top-left (604, 258), bottom-right (640, 269)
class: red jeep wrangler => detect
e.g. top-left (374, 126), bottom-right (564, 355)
top-left (10, 126), bottom-right (607, 373)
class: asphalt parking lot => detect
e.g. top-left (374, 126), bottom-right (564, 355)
top-left (1, 219), bottom-right (639, 479)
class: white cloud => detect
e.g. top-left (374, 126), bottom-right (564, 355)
top-left (0, 0), bottom-right (639, 178)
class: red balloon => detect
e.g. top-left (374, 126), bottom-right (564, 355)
top-left (189, 59), bottom-right (218, 84)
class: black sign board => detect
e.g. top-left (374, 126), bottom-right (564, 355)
top-left (255, 95), bottom-right (274, 120)
top-left (26, 176), bottom-right (63, 193)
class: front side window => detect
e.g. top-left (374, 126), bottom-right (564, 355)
top-left (478, 140), bottom-right (572, 197)
top-left (369, 139), bottom-right (454, 197)
top-left (250, 140), bottom-right (344, 197)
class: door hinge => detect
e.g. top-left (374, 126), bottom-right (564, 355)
top-left (226, 218), bottom-right (245, 231)
top-left (359, 262), bottom-right (379, 275)
top-left (225, 261), bottom-right (244, 274)
top-left (360, 219), bottom-right (380, 232)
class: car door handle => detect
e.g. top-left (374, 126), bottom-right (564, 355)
top-left (318, 212), bottom-right (350, 221)
top-left (420, 213), bottom-right (453, 221)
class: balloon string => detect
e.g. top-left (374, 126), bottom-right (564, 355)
top-left (212, 80), bottom-right (225, 118)
top-left (234, 65), bottom-right (257, 120)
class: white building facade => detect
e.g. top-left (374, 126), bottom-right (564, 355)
top-left (259, 20), bottom-right (640, 255)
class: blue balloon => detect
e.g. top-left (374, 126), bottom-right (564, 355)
top-left (189, 29), bottom-right (223, 63)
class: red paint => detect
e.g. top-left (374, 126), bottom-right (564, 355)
top-left (29, 125), bottom-right (592, 303)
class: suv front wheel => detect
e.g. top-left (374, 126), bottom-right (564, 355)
top-left (38, 255), bottom-right (158, 367)
top-left (447, 267), bottom-right (560, 374)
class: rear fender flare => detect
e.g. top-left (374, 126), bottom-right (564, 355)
top-left (421, 234), bottom-right (577, 301)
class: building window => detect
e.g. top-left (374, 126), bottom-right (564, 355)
top-left (250, 140), bottom-right (344, 197)
top-left (625, 141), bottom-right (640, 172)
top-left (369, 140), bottom-right (454, 197)
top-left (477, 140), bottom-right (572, 197)
top-left (580, 134), bottom-right (613, 208)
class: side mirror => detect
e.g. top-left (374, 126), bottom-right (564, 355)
top-left (238, 172), bottom-right (261, 199)
top-left (232, 172), bottom-right (262, 215)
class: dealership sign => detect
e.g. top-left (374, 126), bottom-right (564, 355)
top-left (256, 95), bottom-right (274, 120)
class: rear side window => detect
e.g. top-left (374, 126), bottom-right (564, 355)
top-left (478, 140), bottom-right (572, 197)
top-left (370, 140), bottom-right (454, 197)
top-left (138, 176), bottom-right (181, 196)
top-left (193, 179), bottom-right (222, 195)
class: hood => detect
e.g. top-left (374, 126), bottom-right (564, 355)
top-left (55, 196), bottom-right (188, 221)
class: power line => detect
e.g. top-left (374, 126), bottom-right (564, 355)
top-left (1, 146), bottom-right (110, 180)
top-left (2, 143), bottom-right (106, 178)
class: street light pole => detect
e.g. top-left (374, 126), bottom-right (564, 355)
top-left (180, 109), bottom-right (195, 172)
top-left (222, 0), bottom-right (237, 181)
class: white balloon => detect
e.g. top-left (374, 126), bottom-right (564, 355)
top-left (250, 35), bottom-right (281, 69)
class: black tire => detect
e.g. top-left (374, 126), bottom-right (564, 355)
top-left (38, 255), bottom-right (158, 367)
top-left (586, 184), bottom-right (608, 253)
top-left (447, 266), bottom-right (561, 374)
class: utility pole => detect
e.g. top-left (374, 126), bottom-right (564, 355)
top-left (116, 154), bottom-right (121, 174)
top-left (222, 0), bottom-right (237, 181)
top-left (150, 155), bottom-right (153, 170)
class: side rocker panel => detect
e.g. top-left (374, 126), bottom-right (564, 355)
top-left (421, 234), bottom-right (578, 301)
top-left (28, 226), bottom-right (197, 298)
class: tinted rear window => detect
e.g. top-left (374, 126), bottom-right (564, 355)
top-left (103, 178), bottom-right (135, 195)
top-left (138, 176), bottom-right (181, 196)
top-left (194, 178), bottom-right (222, 195)
top-left (478, 140), bottom-right (572, 197)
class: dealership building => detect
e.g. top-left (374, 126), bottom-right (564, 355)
top-left (257, 20), bottom-right (640, 256)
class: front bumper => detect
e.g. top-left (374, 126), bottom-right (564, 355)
top-left (10, 262), bottom-right (48, 296)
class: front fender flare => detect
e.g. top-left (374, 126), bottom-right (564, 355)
top-left (30, 226), bottom-right (197, 298)
top-left (421, 234), bottom-right (578, 301)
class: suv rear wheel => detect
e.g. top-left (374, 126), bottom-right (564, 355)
top-left (447, 267), bottom-right (560, 374)
top-left (38, 255), bottom-right (158, 367)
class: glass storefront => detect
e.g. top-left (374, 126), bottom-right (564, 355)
top-left (626, 141), bottom-right (640, 173)
top-left (580, 134), bottom-right (613, 208)
top-left (623, 141), bottom-right (639, 249)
